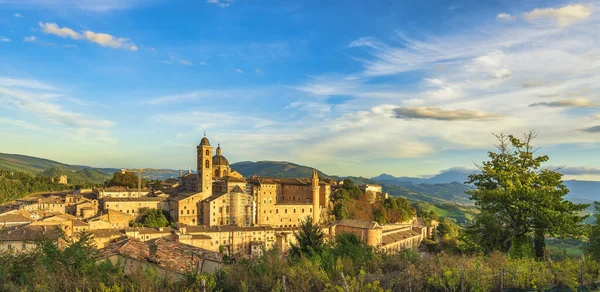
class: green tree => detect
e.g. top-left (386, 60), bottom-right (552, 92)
top-left (585, 201), bottom-right (600, 260)
top-left (332, 189), bottom-right (350, 220)
top-left (134, 208), bottom-right (169, 227)
top-left (107, 171), bottom-right (146, 189)
top-left (290, 216), bottom-right (324, 258)
top-left (341, 179), bottom-right (362, 199)
top-left (466, 132), bottom-right (588, 258)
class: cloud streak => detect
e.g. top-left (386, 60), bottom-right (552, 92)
top-left (529, 98), bottom-right (594, 108)
top-left (393, 107), bottom-right (503, 121)
top-left (39, 22), bottom-right (138, 51)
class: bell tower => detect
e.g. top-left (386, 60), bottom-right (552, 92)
top-left (311, 168), bottom-right (320, 224)
top-left (197, 134), bottom-right (213, 197)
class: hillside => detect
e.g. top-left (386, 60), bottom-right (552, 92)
top-left (231, 161), bottom-right (329, 179)
top-left (0, 153), bottom-right (78, 174)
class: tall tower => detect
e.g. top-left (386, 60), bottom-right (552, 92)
top-left (197, 134), bottom-right (213, 197)
top-left (311, 169), bottom-right (320, 224)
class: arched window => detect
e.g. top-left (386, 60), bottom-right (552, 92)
top-left (205, 150), bottom-right (209, 156)
top-left (224, 170), bottom-right (228, 176)
top-left (205, 160), bottom-right (209, 168)
top-left (215, 169), bottom-right (220, 177)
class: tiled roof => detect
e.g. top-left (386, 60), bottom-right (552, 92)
top-left (224, 176), bottom-right (246, 183)
top-left (0, 213), bottom-right (34, 224)
top-left (169, 192), bottom-right (202, 202)
top-left (381, 229), bottom-right (422, 245)
top-left (102, 196), bottom-right (166, 202)
top-left (0, 225), bottom-right (62, 242)
top-left (98, 237), bottom-right (222, 274)
top-left (183, 225), bottom-right (276, 233)
top-left (72, 219), bottom-right (89, 227)
top-left (337, 219), bottom-right (379, 229)
top-left (125, 227), bottom-right (174, 235)
top-left (90, 229), bottom-right (125, 238)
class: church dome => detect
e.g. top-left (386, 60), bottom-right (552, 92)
top-left (212, 154), bottom-right (229, 166)
top-left (200, 137), bottom-right (210, 146)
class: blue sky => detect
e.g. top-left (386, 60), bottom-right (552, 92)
top-left (1, 0), bottom-right (599, 180)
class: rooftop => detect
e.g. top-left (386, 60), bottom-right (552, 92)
top-left (0, 225), bottom-right (62, 242)
top-left (98, 237), bottom-right (222, 274)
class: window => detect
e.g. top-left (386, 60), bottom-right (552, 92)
top-left (276, 209), bottom-right (279, 214)
top-left (192, 210), bottom-right (195, 214)
top-left (302, 208), bottom-right (305, 213)
top-left (205, 149), bottom-right (209, 156)
top-left (205, 159), bottom-right (210, 168)
top-left (297, 196), bottom-right (301, 201)
top-left (181, 210), bottom-right (183, 215)
top-left (293, 208), bottom-right (296, 213)
top-left (187, 210), bottom-right (190, 214)
top-left (284, 209), bottom-right (287, 214)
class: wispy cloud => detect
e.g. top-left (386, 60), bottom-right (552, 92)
top-left (529, 98), bottom-right (594, 108)
top-left (583, 125), bottom-right (600, 133)
top-left (13, 13), bottom-right (22, 17)
top-left (178, 60), bottom-right (193, 66)
top-left (23, 36), bottom-right (36, 42)
top-left (0, 36), bottom-right (11, 42)
top-left (39, 22), bottom-right (138, 51)
top-left (206, 0), bottom-right (231, 8)
top-left (393, 107), bottom-right (503, 121)
top-left (497, 13), bottom-right (516, 21)
top-left (524, 4), bottom-right (592, 27)
top-left (0, 77), bottom-right (117, 144)
top-left (235, 68), bottom-right (243, 73)
top-left (554, 166), bottom-right (600, 175)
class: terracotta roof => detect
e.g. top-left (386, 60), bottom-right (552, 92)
top-left (224, 176), bottom-right (246, 183)
top-left (183, 225), bottom-right (276, 233)
top-left (191, 234), bottom-right (212, 240)
top-left (337, 219), bottom-right (379, 229)
top-left (125, 227), bottom-right (174, 235)
top-left (41, 213), bottom-right (77, 221)
top-left (102, 197), bottom-right (166, 202)
top-left (169, 192), bottom-right (202, 202)
top-left (0, 213), bottom-right (34, 224)
top-left (0, 225), bottom-right (62, 242)
top-left (98, 237), bottom-right (222, 274)
top-left (90, 229), bottom-right (125, 238)
top-left (381, 229), bottom-right (422, 245)
top-left (72, 219), bottom-right (89, 227)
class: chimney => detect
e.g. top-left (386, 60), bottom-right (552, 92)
top-left (148, 241), bottom-right (159, 263)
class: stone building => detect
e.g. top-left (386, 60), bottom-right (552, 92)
top-left (200, 185), bottom-right (254, 226)
top-left (97, 237), bottom-right (222, 281)
top-left (0, 225), bottom-right (65, 253)
top-left (100, 196), bottom-right (167, 218)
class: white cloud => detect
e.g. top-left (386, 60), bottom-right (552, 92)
top-left (497, 13), bottom-right (516, 21)
top-left (594, 113), bottom-right (600, 120)
top-left (206, 0), bottom-right (231, 8)
top-left (524, 4), bottom-right (592, 27)
top-left (64, 44), bottom-right (78, 49)
top-left (394, 107), bottom-right (503, 120)
top-left (235, 68), bottom-right (243, 73)
top-left (0, 36), bottom-right (10, 42)
top-left (23, 36), bottom-right (36, 42)
top-left (178, 60), bottom-right (193, 66)
top-left (38, 22), bottom-right (138, 51)
top-left (255, 68), bottom-right (262, 73)
top-left (13, 13), bottom-right (22, 17)
top-left (0, 77), bottom-right (117, 144)
top-left (160, 60), bottom-right (173, 65)
top-left (529, 98), bottom-right (594, 108)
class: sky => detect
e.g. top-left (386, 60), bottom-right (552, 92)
top-left (0, 0), bottom-right (599, 181)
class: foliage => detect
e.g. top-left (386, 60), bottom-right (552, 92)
top-left (0, 169), bottom-right (71, 203)
top-left (107, 171), bottom-right (147, 189)
top-left (132, 208), bottom-right (170, 227)
top-left (290, 216), bottom-right (324, 258)
top-left (466, 132), bottom-right (588, 258)
top-left (585, 201), bottom-right (600, 260)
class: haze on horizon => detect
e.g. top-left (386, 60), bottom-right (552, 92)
top-left (0, 0), bottom-right (599, 181)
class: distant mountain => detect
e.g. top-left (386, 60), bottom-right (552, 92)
top-left (0, 153), bottom-right (182, 184)
top-left (231, 161), bottom-right (329, 179)
top-left (564, 180), bottom-right (600, 203)
top-left (372, 168), bottom-right (478, 185)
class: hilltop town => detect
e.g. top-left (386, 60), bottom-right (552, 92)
top-left (0, 135), bottom-right (434, 279)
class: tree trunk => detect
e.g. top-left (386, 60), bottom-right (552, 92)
top-left (534, 229), bottom-right (546, 259)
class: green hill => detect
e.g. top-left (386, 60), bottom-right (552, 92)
top-left (231, 161), bottom-right (329, 179)
top-left (0, 153), bottom-right (79, 174)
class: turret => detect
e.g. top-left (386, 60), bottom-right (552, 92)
top-left (311, 169), bottom-right (320, 224)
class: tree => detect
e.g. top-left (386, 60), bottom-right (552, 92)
top-left (332, 189), bottom-right (350, 220)
top-left (133, 208), bottom-right (169, 227)
top-left (341, 179), bottom-right (362, 199)
top-left (290, 216), bottom-right (324, 258)
top-left (107, 171), bottom-right (146, 189)
top-left (585, 202), bottom-right (600, 260)
top-left (466, 131), bottom-right (588, 258)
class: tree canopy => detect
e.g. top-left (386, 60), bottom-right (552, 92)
top-left (585, 202), bottom-right (600, 260)
top-left (106, 171), bottom-right (147, 189)
top-left (290, 216), bottom-right (324, 258)
top-left (465, 131), bottom-right (588, 258)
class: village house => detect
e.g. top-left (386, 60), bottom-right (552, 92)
top-left (97, 237), bottom-right (223, 281)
